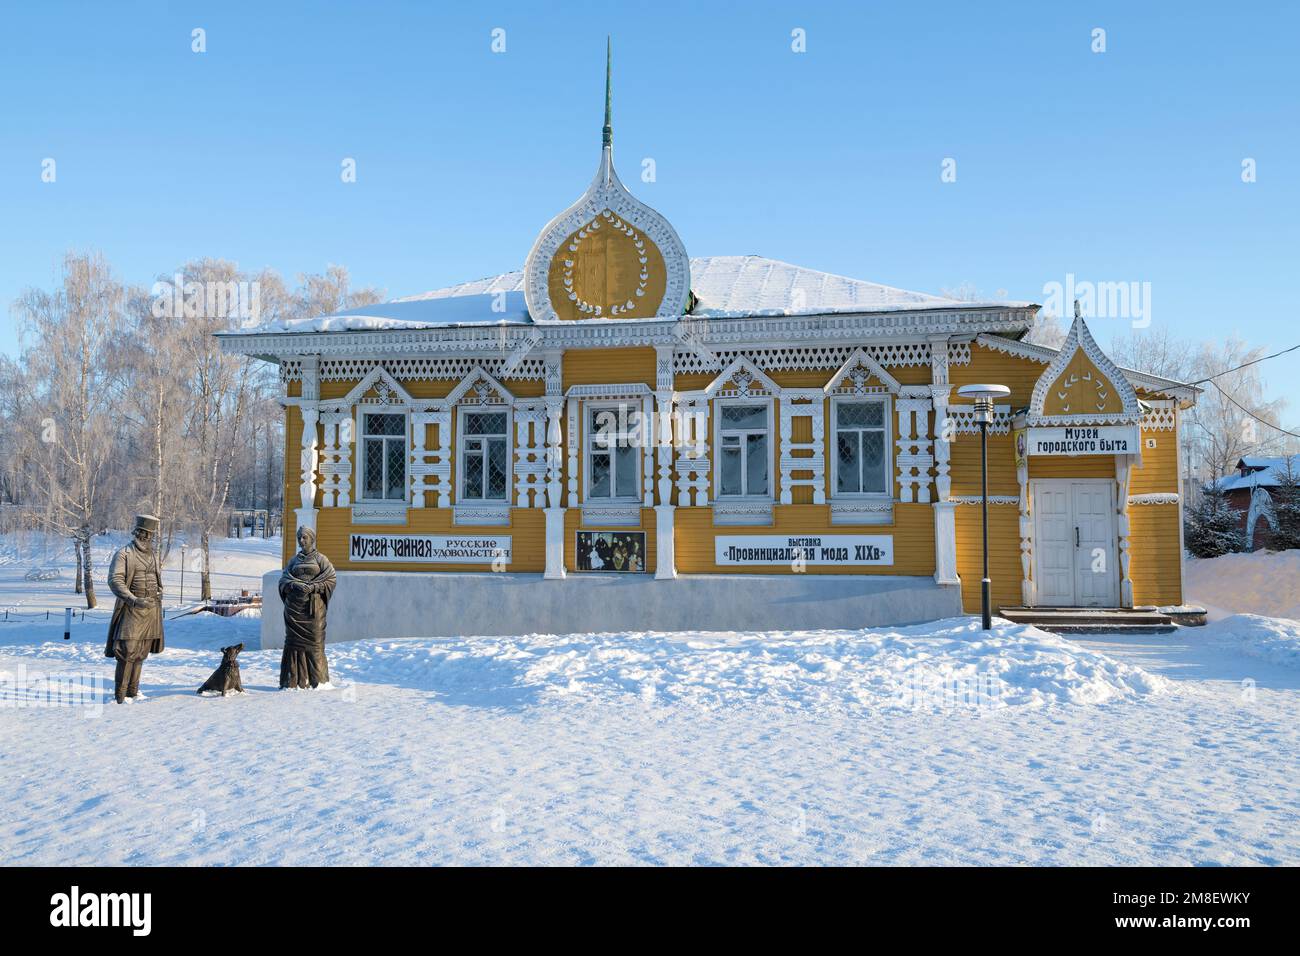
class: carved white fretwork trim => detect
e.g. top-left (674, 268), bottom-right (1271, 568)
top-left (1141, 400), bottom-right (1177, 431)
top-left (824, 348), bottom-right (903, 396)
top-left (895, 396), bottom-right (934, 503)
top-left (975, 333), bottom-right (1195, 401)
top-left (410, 409), bottom-right (452, 508)
top-left (580, 504), bottom-right (642, 527)
top-left (1027, 317), bottom-right (1142, 425)
top-left (280, 355), bottom-right (549, 384)
top-left (350, 502), bottom-right (407, 525)
top-left (337, 363), bottom-right (415, 408)
top-left (446, 366), bottom-right (514, 407)
top-left (523, 146), bottom-right (691, 323)
top-left (452, 504), bottom-right (511, 526)
top-left (945, 404), bottom-right (1014, 435)
top-left (703, 356), bottom-right (781, 399)
top-left (830, 499), bottom-right (894, 525)
top-left (669, 341), bottom-right (973, 375)
top-left (712, 501), bottom-right (775, 526)
top-left (318, 409), bottom-right (353, 508)
top-left (1127, 493), bottom-right (1180, 505)
top-left (778, 389), bottom-right (826, 505)
top-left (947, 495), bottom-right (1021, 505)
top-left (512, 401), bottom-right (548, 509)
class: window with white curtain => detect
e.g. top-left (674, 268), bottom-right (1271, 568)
top-left (833, 398), bottom-right (889, 495)
top-left (716, 402), bottom-right (770, 498)
top-left (586, 404), bottom-right (639, 500)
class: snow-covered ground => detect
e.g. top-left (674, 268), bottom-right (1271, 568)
top-left (0, 537), bottom-right (1297, 866)
top-left (0, 531), bottom-right (280, 616)
top-left (1185, 549), bottom-right (1300, 621)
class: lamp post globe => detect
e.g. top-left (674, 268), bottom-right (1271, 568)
top-left (956, 384), bottom-right (1011, 630)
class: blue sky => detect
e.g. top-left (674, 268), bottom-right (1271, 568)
top-left (1, 1), bottom-right (1296, 422)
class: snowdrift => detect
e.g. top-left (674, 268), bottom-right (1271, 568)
top-left (1199, 613), bottom-right (1300, 669)
top-left (324, 617), bottom-right (1170, 713)
top-left (1185, 550), bottom-right (1300, 620)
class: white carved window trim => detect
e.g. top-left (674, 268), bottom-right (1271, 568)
top-left (455, 405), bottom-right (512, 506)
top-left (584, 402), bottom-right (643, 503)
top-left (829, 395), bottom-right (893, 500)
top-left (355, 408), bottom-right (410, 504)
top-left (712, 396), bottom-right (775, 502)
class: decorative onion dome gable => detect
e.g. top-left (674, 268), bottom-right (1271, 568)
top-left (523, 40), bottom-right (690, 323)
top-left (1027, 314), bottom-right (1141, 425)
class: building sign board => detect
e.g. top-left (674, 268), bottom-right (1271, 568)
top-left (348, 534), bottom-right (511, 564)
top-left (1025, 425), bottom-right (1138, 456)
top-left (715, 534), bottom-right (893, 567)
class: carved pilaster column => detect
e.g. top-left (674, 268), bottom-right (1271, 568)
top-left (929, 341), bottom-right (958, 586)
top-left (1018, 458), bottom-right (1033, 606)
top-left (544, 352), bottom-right (567, 579)
top-left (295, 356), bottom-right (320, 532)
top-left (1116, 455), bottom-right (1134, 607)
top-left (545, 399), bottom-right (565, 509)
top-left (566, 399), bottom-right (579, 508)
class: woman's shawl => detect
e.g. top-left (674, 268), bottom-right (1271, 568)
top-left (278, 548), bottom-right (337, 647)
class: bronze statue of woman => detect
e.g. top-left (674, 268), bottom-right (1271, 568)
top-left (278, 525), bottom-right (337, 689)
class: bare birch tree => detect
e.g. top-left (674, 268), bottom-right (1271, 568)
top-left (12, 252), bottom-right (124, 607)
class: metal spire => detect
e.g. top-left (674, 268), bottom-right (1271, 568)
top-left (602, 36), bottom-right (612, 148)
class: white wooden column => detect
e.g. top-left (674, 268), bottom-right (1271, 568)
top-left (929, 342), bottom-right (959, 586)
top-left (653, 346), bottom-right (677, 579)
top-left (544, 353), bottom-right (567, 579)
top-left (1116, 455), bottom-right (1134, 608)
top-left (1018, 455), bottom-right (1033, 606)
top-left (294, 355), bottom-right (320, 532)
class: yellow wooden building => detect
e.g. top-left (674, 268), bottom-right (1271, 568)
top-left (221, 63), bottom-right (1196, 644)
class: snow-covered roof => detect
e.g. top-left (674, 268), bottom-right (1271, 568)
top-left (235, 256), bottom-right (1031, 334)
top-left (1216, 455), bottom-right (1300, 492)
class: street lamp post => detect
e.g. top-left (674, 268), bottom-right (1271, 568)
top-left (957, 383), bottom-right (1011, 630)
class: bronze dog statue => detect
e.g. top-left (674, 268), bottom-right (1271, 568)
top-left (197, 643), bottom-right (245, 696)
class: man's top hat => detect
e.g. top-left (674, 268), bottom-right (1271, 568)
top-left (133, 514), bottom-right (161, 535)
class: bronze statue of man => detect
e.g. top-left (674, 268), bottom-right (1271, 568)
top-left (278, 525), bottom-right (337, 689)
top-left (103, 514), bottom-right (165, 704)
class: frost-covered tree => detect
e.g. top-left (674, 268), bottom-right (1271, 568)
top-left (11, 252), bottom-right (125, 607)
top-left (1269, 457), bottom-right (1300, 552)
top-left (1184, 484), bottom-right (1245, 558)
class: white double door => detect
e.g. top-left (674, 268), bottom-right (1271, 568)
top-left (1031, 479), bottom-right (1119, 608)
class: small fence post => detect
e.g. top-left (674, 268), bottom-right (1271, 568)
top-left (63, 607), bottom-right (71, 641)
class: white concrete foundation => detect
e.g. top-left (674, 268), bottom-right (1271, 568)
top-left (259, 570), bottom-right (963, 648)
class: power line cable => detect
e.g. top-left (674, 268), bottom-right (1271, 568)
top-left (1187, 343), bottom-right (1300, 386)
top-left (1209, 380), bottom-right (1300, 439)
